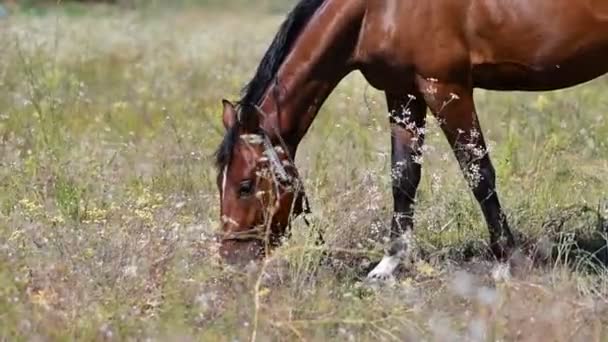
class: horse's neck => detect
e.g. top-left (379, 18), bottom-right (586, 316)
top-left (258, 0), bottom-right (365, 151)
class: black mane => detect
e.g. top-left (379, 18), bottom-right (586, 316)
top-left (214, 0), bottom-right (326, 171)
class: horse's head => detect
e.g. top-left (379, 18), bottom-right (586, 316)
top-left (215, 100), bottom-right (309, 265)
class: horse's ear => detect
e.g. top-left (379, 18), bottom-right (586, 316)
top-left (222, 99), bottom-right (237, 129)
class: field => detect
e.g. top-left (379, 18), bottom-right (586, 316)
top-left (2, 3), bottom-right (608, 341)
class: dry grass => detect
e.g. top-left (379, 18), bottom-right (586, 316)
top-left (1, 4), bottom-right (608, 341)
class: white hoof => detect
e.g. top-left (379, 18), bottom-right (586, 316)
top-left (491, 262), bottom-right (511, 282)
top-left (366, 255), bottom-right (401, 282)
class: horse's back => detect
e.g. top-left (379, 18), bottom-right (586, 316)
top-left (354, 0), bottom-right (608, 91)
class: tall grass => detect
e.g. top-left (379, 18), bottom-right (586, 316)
top-left (0, 5), bottom-right (607, 341)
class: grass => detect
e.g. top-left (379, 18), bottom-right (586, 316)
top-left (1, 4), bottom-right (608, 341)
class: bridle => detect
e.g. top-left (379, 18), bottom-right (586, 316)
top-left (219, 131), bottom-right (313, 244)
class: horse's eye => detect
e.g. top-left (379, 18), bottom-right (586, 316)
top-left (238, 180), bottom-right (254, 198)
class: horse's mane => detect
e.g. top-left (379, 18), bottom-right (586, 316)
top-left (215, 0), bottom-right (326, 171)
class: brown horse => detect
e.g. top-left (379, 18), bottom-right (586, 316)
top-left (215, 0), bottom-right (608, 280)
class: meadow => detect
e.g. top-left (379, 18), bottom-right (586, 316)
top-left (1, 3), bottom-right (608, 341)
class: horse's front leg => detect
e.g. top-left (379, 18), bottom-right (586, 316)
top-left (367, 92), bottom-right (427, 282)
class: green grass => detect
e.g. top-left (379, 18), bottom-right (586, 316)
top-left (1, 5), bottom-right (608, 341)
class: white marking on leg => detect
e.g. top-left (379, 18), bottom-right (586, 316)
top-left (367, 231), bottom-right (414, 282)
top-left (367, 255), bottom-right (401, 282)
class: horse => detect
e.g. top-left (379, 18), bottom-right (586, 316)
top-left (214, 0), bottom-right (608, 281)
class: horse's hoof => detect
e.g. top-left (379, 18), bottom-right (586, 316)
top-left (366, 270), bottom-right (395, 283)
top-left (365, 255), bottom-right (400, 284)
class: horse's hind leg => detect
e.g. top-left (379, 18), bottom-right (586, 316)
top-left (417, 77), bottom-right (515, 274)
top-left (367, 91), bottom-right (427, 282)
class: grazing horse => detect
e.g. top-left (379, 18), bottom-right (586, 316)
top-left (215, 0), bottom-right (608, 280)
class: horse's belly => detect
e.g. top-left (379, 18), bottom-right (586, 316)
top-left (472, 44), bottom-right (608, 91)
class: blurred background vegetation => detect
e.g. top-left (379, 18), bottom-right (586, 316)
top-left (0, 0), bottom-right (298, 15)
